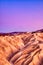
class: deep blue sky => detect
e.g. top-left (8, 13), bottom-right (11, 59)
top-left (0, 0), bottom-right (43, 33)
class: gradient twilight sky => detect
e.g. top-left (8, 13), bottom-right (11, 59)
top-left (0, 0), bottom-right (43, 33)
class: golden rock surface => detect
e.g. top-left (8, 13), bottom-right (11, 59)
top-left (0, 30), bottom-right (43, 65)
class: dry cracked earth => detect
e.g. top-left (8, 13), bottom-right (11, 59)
top-left (0, 29), bottom-right (43, 65)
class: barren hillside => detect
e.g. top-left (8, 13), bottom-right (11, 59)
top-left (0, 29), bottom-right (43, 65)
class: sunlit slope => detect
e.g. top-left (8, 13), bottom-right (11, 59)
top-left (0, 29), bottom-right (43, 65)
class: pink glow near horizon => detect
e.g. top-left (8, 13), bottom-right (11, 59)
top-left (0, 1), bottom-right (43, 32)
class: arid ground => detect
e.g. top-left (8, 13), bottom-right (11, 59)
top-left (0, 29), bottom-right (43, 65)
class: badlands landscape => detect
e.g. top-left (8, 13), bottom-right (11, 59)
top-left (0, 29), bottom-right (43, 65)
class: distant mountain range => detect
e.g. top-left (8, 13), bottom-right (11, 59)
top-left (0, 29), bottom-right (43, 36)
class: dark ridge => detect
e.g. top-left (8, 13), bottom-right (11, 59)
top-left (0, 32), bottom-right (27, 36)
top-left (32, 29), bottom-right (43, 33)
top-left (0, 29), bottom-right (43, 36)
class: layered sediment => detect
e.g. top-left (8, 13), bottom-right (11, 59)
top-left (0, 29), bottom-right (43, 65)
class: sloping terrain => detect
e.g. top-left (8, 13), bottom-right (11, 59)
top-left (0, 29), bottom-right (43, 65)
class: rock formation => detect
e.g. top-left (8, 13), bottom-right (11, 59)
top-left (0, 29), bottom-right (43, 65)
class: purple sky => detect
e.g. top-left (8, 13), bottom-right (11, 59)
top-left (0, 0), bottom-right (43, 33)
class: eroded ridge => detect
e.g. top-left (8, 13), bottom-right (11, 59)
top-left (0, 30), bottom-right (43, 65)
